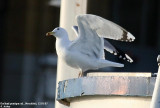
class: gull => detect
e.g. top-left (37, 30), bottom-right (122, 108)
top-left (46, 14), bottom-right (135, 77)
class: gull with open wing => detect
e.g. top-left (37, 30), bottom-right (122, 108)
top-left (46, 14), bottom-right (135, 77)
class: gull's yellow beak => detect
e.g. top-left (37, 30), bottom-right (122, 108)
top-left (46, 31), bottom-right (54, 36)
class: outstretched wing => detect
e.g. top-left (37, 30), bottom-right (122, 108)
top-left (72, 26), bottom-right (79, 36)
top-left (72, 25), bottom-right (133, 63)
top-left (77, 14), bottom-right (135, 42)
top-left (104, 39), bottom-right (133, 63)
top-left (69, 17), bottom-right (104, 59)
top-left (70, 14), bottom-right (135, 61)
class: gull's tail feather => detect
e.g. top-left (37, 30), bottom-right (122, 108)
top-left (98, 59), bottom-right (124, 68)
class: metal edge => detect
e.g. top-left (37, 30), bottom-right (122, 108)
top-left (57, 76), bottom-right (156, 106)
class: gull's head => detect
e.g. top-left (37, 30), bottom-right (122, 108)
top-left (46, 27), bottom-right (67, 38)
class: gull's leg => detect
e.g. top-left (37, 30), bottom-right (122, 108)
top-left (78, 71), bottom-right (84, 78)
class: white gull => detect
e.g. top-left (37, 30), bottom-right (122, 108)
top-left (46, 14), bottom-right (135, 76)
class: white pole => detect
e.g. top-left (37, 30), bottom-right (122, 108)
top-left (60, 0), bottom-right (87, 40)
top-left (55, 0), bottom-right (87, 108)
top-left (150, 55), bottom-right (160, 108)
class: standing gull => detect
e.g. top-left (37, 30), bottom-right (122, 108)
top-left (46, 14), bottom-right (135, 77)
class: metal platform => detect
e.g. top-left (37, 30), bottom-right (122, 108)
top-left (57, 76), bottom-right (156, 106)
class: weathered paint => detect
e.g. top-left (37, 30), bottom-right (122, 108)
top-left (57, 76), bottom-right (155, 106)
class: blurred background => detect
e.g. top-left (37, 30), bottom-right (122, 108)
top-left (0, 0), bottom-right (160, 108)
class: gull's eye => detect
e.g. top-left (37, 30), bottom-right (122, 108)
top-left (57, 28), bottom-right (59, 30)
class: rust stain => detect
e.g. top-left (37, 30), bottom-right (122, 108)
top-left (112, 85), bottom-right (128, 95)
top-left (76, 3), bottom-right (80, 7)
top-left (111, 77), bottom-right (128, 95)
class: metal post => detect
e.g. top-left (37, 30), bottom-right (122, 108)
top-left (150, 55), bottom-right (160, 108)
top-left (55, 0), bottom-right (87, 108)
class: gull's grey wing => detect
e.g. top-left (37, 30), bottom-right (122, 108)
top-left (104, 39), bottom-right (133, 63)
top-left (69, 17), bottom-right (104, 59)
top-left (72, 25), bottom-right (118, 57)
top-left (72, 25), bottom-right (105, 59)
top-left (114, 47), bottom-right (133, 63)
top-left (71, 25), bottom-right (133, 62)
top-left (104, 39), bottom-right (118, 55)
top-left (77, 14), bottom-right (135, 42)
top-left (72, 26), bottom-right (79, 36)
